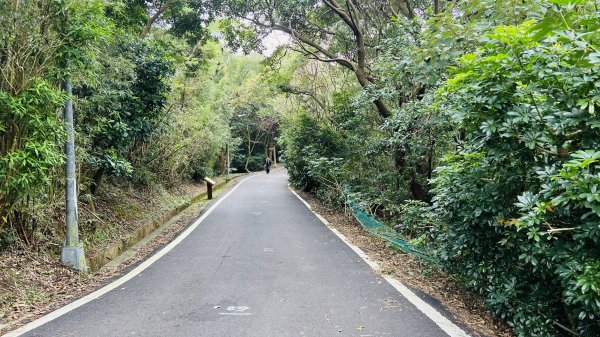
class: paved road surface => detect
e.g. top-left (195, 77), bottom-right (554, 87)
top-left (17, 170), bottom-right (458, 337)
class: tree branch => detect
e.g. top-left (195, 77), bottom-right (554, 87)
top-left (140, 0), bottom-right (178, 38)
top-left (322, 0), bottom-right (360, 36)
top-left (274, 24), bottom-right (357, 72)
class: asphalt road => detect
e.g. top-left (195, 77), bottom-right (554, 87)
top-left (17, 169), bottom-right (457, 337)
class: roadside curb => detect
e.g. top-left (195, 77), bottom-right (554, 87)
top-left (0, 175), bottom-right (243, 336)
top-left (87, 179), bottom-right (230, 271)
top-left (2, 174), bottom-right (259, 337)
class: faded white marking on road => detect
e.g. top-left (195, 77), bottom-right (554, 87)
top-left (3, 174), bottom-right (260, 337)
top-left (226, 306), bottom-right (250, 312)
top-left (219, 306), bottom-right (251, 316)
top-left (263, 248), bottom-right (274, 252)
top-left (218, 313), bottom-right (252, 316)
top-left (288, 186), bottom-right (471, 337)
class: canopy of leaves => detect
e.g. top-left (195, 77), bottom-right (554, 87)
top-left (1, 1), bottom-right (599, 336)
top-left (275, 0), bottom-right (600, 335)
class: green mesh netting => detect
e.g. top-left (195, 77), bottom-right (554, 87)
top-left (347, 196), bottom-right (433, 262)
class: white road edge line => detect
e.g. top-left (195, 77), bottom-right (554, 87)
top-left (288, 186), bottom-right (470, 337)
top-left (3, 174), bottom-right (260, 337)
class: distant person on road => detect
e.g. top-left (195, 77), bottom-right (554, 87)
top-left (265, 157), bottom-right (272, 174)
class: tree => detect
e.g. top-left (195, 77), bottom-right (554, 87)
top-left (137, 0), bottom-right (211, 45)
top-left (76, 39), bottom-right (174, 194)
top-left (0, 1), bottom-right (66, 248)
top-left (213, 0), bottom-right (438, 119)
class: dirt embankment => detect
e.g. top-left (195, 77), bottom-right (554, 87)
top-left (0, 176), bottom-right (239, 334)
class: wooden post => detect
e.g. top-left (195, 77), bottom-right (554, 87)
top-left (204, 177), bottom-right (216, 200)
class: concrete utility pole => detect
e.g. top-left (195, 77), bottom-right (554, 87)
top-left (61, 80), bottom-right (87, 272)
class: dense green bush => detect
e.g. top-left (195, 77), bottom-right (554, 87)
top-left (0, 0), bottom-right (112, 247)
top-left (0, 81), bottom-right (65, 247)
top-left (0, 1), bottom-right (275, 249)
top-left (432, 6), bottom-right (600, 335)
top-left (281, 113), bottom-right (345, 196)
top-left (76, 38), bottom-right (174, 192)
top-left (279, 2), bottom-right (599, 335)
top-left (2, 0), bottom-right (597, 335)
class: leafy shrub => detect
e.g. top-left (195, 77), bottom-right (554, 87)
top-left (76, 39), bottom-right (174, 192)
top-left (393, 200), bottom-right (432, 242)
top-left (432, 6), bottom-right (600, 335)
top-left (516, 151), bottom-right (600, 333)
top-left (281, 113), bottom-right (345, 193)
top-left (0, 227), bottom-right (18, 250)
top-left (0, 81), bottom-right (65, 246)
top-left (246, 155), bottom-right (266, 172)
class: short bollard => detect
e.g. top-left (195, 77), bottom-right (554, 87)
top-left (204, 177), bottom-right (216, 200)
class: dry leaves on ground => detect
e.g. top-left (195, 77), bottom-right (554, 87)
top-left (295, 189), bottom-right (514, 337)
top-left (0, 179), bottom-right (235, 335)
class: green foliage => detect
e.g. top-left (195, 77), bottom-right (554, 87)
top-left (106, 0), bottom-right (148, 32)
top-left (516, 150), bottom-right (600, 332)
top-left (394, 200), bottom-right (433, 244)
top-left (218, 53), bottom-right (281, 173)
top-left (2, 1), bottom-right (599, 335)
top-left (0, 81), bottom-right (65, 246)
top-left (280, 1), bottom-right (600, 335)
top-left (126, 42), bottom-right (175, 141)
top-left (0, 0), bottom-right (232, 248)
top-left (433, 5), bottom-right (600, 335)
top-left (52, 0), bottom-right (114, 78)
top-left (76, 38), bottom-right (174, 188)
top-left (218, 18), bottom-right (262, 54)
top-left (164, 0), bottom-right (211, 45)
top-left (281, 113), bottom-right (345, 196)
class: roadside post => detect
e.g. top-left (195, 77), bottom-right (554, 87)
top-left (61, 79), bottom-right (87, 272)
top-left (204, 177), bottom-right (216, 200)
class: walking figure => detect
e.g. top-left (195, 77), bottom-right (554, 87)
top-left (265, 157), bottom-right (272, 174)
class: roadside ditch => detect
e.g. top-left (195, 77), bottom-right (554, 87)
top-left (0, 174), bottom-right (245, 335)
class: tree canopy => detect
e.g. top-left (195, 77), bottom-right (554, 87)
top-left (1, 0), bottom-right (599, 335)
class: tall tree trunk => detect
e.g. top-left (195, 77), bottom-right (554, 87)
top-left (395, 148), bottom-right (428, 201)
top-left (245, 139), bottom-right (252, 172)
top-left (274, 1), bottom-right (393, 120)
top-left (410, 176), bottom-right (428, 202)
top-left (219, 153), bottom-right (226, 175)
